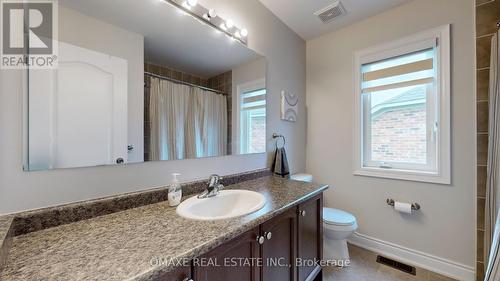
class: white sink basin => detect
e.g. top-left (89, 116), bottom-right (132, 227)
top-left (176, 190), bottom-right (266, 221)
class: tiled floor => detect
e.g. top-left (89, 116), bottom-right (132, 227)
top-left (323, 244), bottom-right (457, 281)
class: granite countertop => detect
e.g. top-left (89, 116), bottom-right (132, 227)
top-left (0, 215), bottom-right (13, 271)
top-left (0, 176), bottom-right (328, 281)
top-left (0, 216), bottom-right (12, 247)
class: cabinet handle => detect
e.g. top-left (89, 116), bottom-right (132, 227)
top-left (265, 232), bottom-right (272, 240)
top-left (300, 210), bottom-right (306, 217)
top-left (257, 235), bottom-right (265, 245)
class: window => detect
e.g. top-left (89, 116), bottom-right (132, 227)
top-left (354, 25), bottom-right (450, 184)
top-left (238, 79), bottom-right (266, 154)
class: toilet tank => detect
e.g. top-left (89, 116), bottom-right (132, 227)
top-left (290, 173), bottom-right (313, 182)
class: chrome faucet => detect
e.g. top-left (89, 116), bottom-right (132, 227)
top-left (198, 174), bottom-right (224, 199)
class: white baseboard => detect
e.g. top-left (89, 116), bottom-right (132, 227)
top-left (348, 232), bottom-right (475, 281)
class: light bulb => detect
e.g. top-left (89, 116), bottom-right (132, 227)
top-left (208, 9), bottom-right (217, 18)
top-left (225, 19), bottom-right (234, 29)
top-left (181, 1), bottom-right (191, 9)
top-left (187, 0), bottom-right (197, 7)
top-left (234, 31), bottom-right (241, 38)
top-left (220, 23), bottom-right (227, 31)
top-left (240, 28), bottom-right (248, 37)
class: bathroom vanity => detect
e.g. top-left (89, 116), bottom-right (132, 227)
top-left (0, 174), bottom-right (328, 281)
top-left (191, 193), bottom-right (323, 281)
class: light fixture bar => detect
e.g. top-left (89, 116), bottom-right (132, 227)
top-left (165, 0), bottom-right (248, 45)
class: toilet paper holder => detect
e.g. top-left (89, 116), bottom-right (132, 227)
top-left (386, 198), bottom-right (421, 211)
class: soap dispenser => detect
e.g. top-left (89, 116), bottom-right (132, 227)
top-left (168, 173), bottom-right (182, 207)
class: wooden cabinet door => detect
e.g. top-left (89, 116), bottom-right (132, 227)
top-left (297, 194), bottom-right (323, 281)
top-left (193, 227), bottom-right (261, 281)
top-left (157, 266), bottom-right (191, 281)
top-left (261, 208), bottom-right (297, 281)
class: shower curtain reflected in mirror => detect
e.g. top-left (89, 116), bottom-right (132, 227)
top-left (148, 77), bottom-right (227, 161)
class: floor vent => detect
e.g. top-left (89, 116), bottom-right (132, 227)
top-left (314, 1), bottom-right (346, 24)
top-left (376, 255), bottom-right (416, 275)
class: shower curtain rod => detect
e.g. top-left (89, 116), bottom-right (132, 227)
top-left (144, 72), bottom-right (226, 95)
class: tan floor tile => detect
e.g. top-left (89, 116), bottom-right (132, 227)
top-left (429, 272), bottom-right (459, 281)
top-left (323, 244), bottom-right (458, 281)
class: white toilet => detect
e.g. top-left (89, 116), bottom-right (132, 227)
top-left (323, 207), bottom-right (357, 261)
top-left (290, 173), bottom-right (358, 261)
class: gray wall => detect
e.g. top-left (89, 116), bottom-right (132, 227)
top-left (0, 0), bottom-right (306, 214)
top-left (306, 0), bottom-right (475, 274)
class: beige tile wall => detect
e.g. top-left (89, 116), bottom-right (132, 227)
top-left (475, 0), bottom-right (500, 280)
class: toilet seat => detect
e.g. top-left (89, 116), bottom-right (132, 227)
top-left (323, 208), bottom-right (356, 226)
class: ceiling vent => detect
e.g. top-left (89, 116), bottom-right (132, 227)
top-left (314, 1), bottom-right (346, 24)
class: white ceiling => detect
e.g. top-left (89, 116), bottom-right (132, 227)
top-left (59, 0), bottom-right (261, 78)
top-left (258, 0), bottom-right (412, 40)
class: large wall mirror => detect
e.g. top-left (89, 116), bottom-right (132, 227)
top-left (25, 0), bottom-right (267, 171)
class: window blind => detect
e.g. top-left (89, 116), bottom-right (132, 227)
top-left (361, 48), bottom-right (435, 94)
top-left (241, 89), bottom-right (266, 111)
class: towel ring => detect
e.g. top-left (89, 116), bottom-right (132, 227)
top-left (272, 133), bottom-right (286, 149)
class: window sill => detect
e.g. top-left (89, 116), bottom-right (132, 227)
top-left (353, 167), bottom-right (450, 185)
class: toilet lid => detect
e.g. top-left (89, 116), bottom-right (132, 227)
top-left (290, 173), bottom-right (313, 182)
top-left (323, 208), bottom-right (356, 226)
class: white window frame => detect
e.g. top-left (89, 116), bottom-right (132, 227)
top-left (236, 78), bottom-right (266, 155)
top-left (353, 24), bottom-right (450, 184)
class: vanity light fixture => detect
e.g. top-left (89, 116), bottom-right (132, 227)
top-left (165, 0), bottom-right (248, 44)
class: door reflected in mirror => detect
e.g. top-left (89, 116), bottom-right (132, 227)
top-left (25, 0), bottom-right (267, 171)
